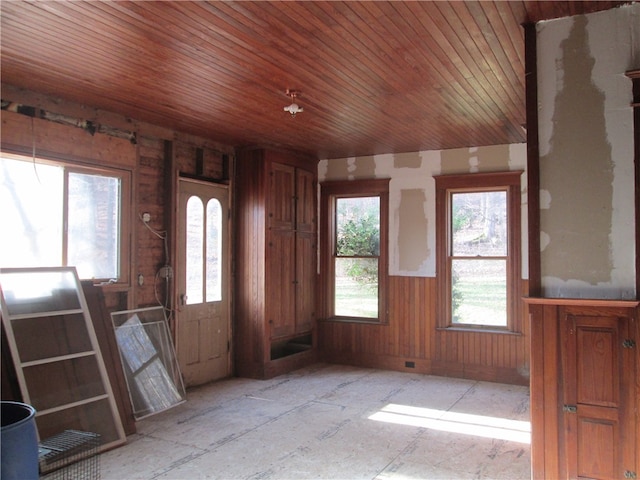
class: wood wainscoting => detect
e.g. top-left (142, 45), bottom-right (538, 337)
top-left (317, 276), bottom-right (530, 386)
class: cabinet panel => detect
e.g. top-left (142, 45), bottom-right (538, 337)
top-left (296, 231), bottom-right (316, 334)
top-left (576, 406), bottom-right (617, 479)
top-left (575, 318), bottom-right (619, 407)
top-left (235, 149), bottom-right (317, 379)
top-left (267, 229), bottom-right (296, 339)
top-left (527, 298), bottom-right (638, 480)
top-left (560, 311), bottom-right (635, 480)
top-left (269, 162), bottom-right (295, 230)
top-left (297, 168), bottom-right (316, 234)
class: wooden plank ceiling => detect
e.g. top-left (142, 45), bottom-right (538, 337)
top-left (0, 1), bottom-right (630, 159)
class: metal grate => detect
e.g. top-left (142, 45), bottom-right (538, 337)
top-left (39, 430), bottom-right (100, 480)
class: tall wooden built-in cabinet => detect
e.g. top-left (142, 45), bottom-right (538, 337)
top-left (235, 148), bottom-right (318, 379)
top-left (526, 298), bottom-right (639, 480)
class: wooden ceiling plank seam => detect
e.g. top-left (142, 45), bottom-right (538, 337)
top-left (88, 2), bottom-right (286, 98)
top-left (387, 2), bottom-right (513, 141)
top-left (0, 40), bottom-right (294, 148)
top-left (185, 1), bottom-right (388, 131)
top-left (431, 2), bottom-right (525, 128)
top-left (278, 1), bottom-right (416, 106)
top-left (338, 3), bottom-right (498, 143)
top-left (213, 2), bottom-right (406, 136)
top-left (495, 1), bottom-right (527, 67)
top-left (396, 1), bottom-right (511, 131)
top-left (198, 1), bottom-right (388, 115)
top-left (464, 1), bottom-right (526, 107)
top-left (3, 24), bottom-right (201, 114)
top-left (0, 5), bottom-right (183, 89)
top-left (460, 1), bottom-right (527, 132)
top-left (316, 1), bottom-right (426, 91)
top-left (84, 0), bottom-right (330, 117)
top-left (302, 3), bottom-right (444, 137)
top-left (430, 1), bottom-right (524, 127)
top-left (77, 1), bottom-right (338, 127)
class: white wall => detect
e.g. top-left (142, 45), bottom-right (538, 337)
top-left (319, 143), bottom-right (528, 278)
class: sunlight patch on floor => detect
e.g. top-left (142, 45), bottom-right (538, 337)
top-left (368, 403), bottom-right (531, 444)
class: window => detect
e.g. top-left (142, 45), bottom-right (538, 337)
top-left (185, 196), bottom-right (222, 304)
top-left (0, 153), bottom-right (131, 283)
top-left (435, 172), bottom-right (522, 331)
top-left (320, 179), bottom-right (389, 323)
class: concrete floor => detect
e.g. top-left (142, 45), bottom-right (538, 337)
top-left (99, 363), bottom-right (531, 480)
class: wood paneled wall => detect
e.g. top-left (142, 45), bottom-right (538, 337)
top-left (318, 276), bottom-right (530, 385)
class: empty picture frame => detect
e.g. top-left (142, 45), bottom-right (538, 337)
top-left (110, 306), bottom-right (186, 420)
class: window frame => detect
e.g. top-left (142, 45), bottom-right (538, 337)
top-left (0, 151), bottom-right (132, 286)
top-left (320, 179), bottom-right (389, 324)
top-left (435, 171), bottom-right (522, 333)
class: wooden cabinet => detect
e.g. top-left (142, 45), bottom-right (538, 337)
top-left (235, 148), bottom-right (318, 379)
top-left (526, 298), bottom-right (639, 480)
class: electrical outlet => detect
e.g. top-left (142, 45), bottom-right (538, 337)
top-left (159, 265), bottom-right (173, 279)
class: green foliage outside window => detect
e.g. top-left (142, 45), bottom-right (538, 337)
top-left (336, 197), bottom-right (379, 288)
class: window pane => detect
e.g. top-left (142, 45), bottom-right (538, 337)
top-left (68, 172), bottom-right (120, 279)
top-left (452, 191), bottom-right (506, 256)
top-left (205, 199), bottom-right (221, 302)
top-left (0, 157), bottom-right (63, 267)
top-left (451, 259), bottom-right (506, 326)
top-left (185, 196), bottom-right (203, 305)
top-left (334, 257), bottom-right (378, 318)
top-left (336, 197), bottom-right (380, 256)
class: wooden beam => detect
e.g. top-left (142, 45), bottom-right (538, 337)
top-left (524, 22), bottom-right (541, 296)
top-left (625, 70), bottom-right (640, 298)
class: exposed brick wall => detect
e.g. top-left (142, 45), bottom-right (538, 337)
top-left (1, 85), bottom-right (231, 313)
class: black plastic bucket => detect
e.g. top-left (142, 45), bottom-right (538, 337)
top-left (1, 401), bottom-right (39, 480)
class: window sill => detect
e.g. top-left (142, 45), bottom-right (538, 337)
top-left (436, 326), bottom-right (522, 336)
top-left (92, 281), bottom-right (131, 293)
top-left (320, 317), bottom-right (388, 326)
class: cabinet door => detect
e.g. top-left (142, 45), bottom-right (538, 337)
top-left (296, 231), bottom-right (315, 334)
top-left (561, 312), bottom-right (636, 480)
top-left (266, 229), bottom-right (296, 339)
top-left (296, 168), bottom-right (316, 234)
top-left (269, 162), bottom-right (295, 231)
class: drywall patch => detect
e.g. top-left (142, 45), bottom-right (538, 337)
top-left (397, 189), bottom-right (429, 272)
top-left (322, 155), bottom-right (377, 180)
top-left (477, 144), bottom-right (512, 171)
top-left (539, 15), bottom-right (614, 289)
top-left (440, 147), bottom-right (475, 173)
top-left (438, 144), bottom-right (514, 174)
top-left (322, 157), bottom-right (351, 181)
top-left (353, 155), bottom-right (376, 178)
top-left (393, 151), bottom-right (422, 169)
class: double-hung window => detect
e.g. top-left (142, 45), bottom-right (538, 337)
top-left (435, 171), bottom-right (522, 331)
top-left (0, 153), bottom-right (131, 283)
top-left (321, 179), bottom-right (389, 323)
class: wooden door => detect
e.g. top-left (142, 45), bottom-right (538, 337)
top-left (176, 179), bottom-right (231, 387)
top-left (561, 311), bottom-right (636, 480)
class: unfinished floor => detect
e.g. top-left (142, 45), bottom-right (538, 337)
top-left (99, 363), bottom-right (531, 480)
